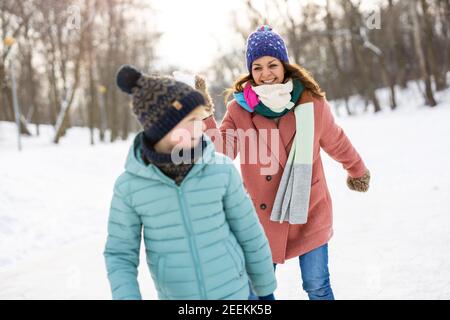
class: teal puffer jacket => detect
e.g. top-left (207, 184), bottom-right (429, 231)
top-left (104, 133), bottom-right (277, 300)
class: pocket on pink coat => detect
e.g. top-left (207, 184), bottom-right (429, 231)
top-left (308, 179), bottom-right (325, 210)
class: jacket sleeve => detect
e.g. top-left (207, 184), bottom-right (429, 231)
top-left (104, 178), bottom-right (143, 300)
top-left (319, 98), bottom-right (368, 178)
top-left (203, 104), bottom-right (239, 160)
top-left (223, 162), bottom-right (277, 297)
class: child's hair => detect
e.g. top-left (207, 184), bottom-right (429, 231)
top-left (224, 62), bottom-right (325, 103)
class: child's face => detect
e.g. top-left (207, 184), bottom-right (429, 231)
top-left (159, 106), bottom-right (207, 151)
top-left (251, 56), bottom-right (285, 86)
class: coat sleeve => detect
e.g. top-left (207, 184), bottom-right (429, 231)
top-left (104, 178), bottom-right (143, 300)
top-left (222, 162), bottom-right (277, 297)
top-left (203, 104), bottom-right (239, 160)
top-left (319, 98), bottom-right (368, 178)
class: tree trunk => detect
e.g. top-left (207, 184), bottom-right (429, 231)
top-left (409, 1), bottom-right (437, 106)
top-left (325, 0), bottom-right (352, 116)
top-left (343, 0), bottom-right (381, 113)
top-left (4, 82), bottom-right (31, 135)
top-left (420, 0), bottom-right (447, 91)
top-left (25, 48), bottom-right (40, 135)
top-left (436, 0), bottom-right (449, 89)
top-left (53, 27), bottom-right (85, 143)
top-left (0, 63), bottom-right (13, 121)
top-left (86, 5), bottom-right (97, 146)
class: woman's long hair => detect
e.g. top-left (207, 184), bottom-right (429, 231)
top-left (224, 62), bottom-right (325, 103)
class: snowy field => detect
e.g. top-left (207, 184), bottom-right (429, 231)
top-left (1, 81), bottom-right (449, 299)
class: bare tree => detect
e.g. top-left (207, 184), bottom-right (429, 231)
top-left (409, 0), bottom-right (437, 106)
top-left (0, 0), bottom-right (33, 133)
top-left (420, 0), bottom-right (447, 91)
top-left (52, 1), bottom-right (88, 143)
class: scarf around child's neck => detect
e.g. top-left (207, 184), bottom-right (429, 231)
top-left (141, 134), bottom-right (207, 185)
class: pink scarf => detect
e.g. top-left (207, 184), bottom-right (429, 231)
top-left (243, 82), bottom-right (260, 111)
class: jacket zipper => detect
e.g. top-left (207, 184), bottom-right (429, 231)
top-left (177, 187), bottom-right (207, 299)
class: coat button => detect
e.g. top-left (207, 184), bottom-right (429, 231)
top-left (260, 203), bottom-right (267, 210)
top-left (266, 175), bottom-right (272, 181)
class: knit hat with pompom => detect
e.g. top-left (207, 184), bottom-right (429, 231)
top-left (246, 25), bottom-right (289, 71)
top-left (115, 64), bottom-right (206, 145)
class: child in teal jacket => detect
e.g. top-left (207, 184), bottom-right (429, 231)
top-left (103, 65), bottom-right (277, 300)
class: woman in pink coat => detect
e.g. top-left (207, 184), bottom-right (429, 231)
top-left (200, 25), bottom-right (370, 300)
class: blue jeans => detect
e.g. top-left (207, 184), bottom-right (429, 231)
top-left (248, 243), bottom-right (334, 300)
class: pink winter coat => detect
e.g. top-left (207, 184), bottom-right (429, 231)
top-left (203, 90), bottom-right (368, 264)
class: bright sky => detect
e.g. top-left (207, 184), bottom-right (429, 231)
top-left (153, 0), bottom-right (245, 73)
top-left (152, 0), bottom-right (382, 73)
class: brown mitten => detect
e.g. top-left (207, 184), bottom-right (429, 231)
top-left (195, 74), bottom-right (215, 118)
top-left (347, 170), bottom-right (370, 192)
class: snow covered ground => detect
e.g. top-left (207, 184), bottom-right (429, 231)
top-left (1, 81), bottom-right (449, 299)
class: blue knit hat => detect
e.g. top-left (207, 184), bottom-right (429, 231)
top-left (246, 25), bottom-right (289, 72)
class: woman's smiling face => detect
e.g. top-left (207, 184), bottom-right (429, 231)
top-left (251, 56), bottom-right (285, 86)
